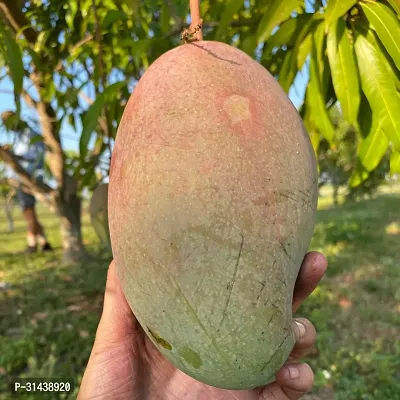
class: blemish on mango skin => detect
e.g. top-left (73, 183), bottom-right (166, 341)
top-left (179, 347), bottom-right (202, 369)
top-left (147, 327), bottom-right (172, 350)
top-left (223, 95), bottom-right (251, 124)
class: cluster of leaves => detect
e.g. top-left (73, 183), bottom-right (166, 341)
top-left (317, 106), bottom-right (389, 201)
top-left (0, 0), bottom-right (399, 192)
top-left (293, 0), bottom-right (400, 186)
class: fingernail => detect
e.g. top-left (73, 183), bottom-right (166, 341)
top-left (295, 320), bottom-right (306, 339)
top-left (287, 365), bottom-right (300, 379)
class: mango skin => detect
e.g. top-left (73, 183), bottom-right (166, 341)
top-left (108, 41), bottom-right (318, 390)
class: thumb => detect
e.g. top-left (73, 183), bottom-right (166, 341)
top-left (95, 261), bottom-right (138, 345)
top-left (79, 262), bottom-right (138, 398)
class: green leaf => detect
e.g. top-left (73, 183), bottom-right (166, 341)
top-left (297, 31), bottom-right (312, 69)
top-left (264, 18), bottom-right (298, 52)
top-left (309, 130), bottom-right (321, 155)
top-left (277, 16), bottom-right (321, 92)
top-left (358, 120), bottom-right (389, 172)
top-left (387, 0), bottom-right (400, 16)
top-left (0, 26), bottom-right (24, 95)
top-left (307, 24), bottom-right (335, 143)
top-left (357, 92), bottom-right (373, 138)
top-left (29, 135), bottom-right (44, 145)
top-left (278, 50), bottom-right (296, 92)
top-left (324, 0), bottom-right (358, 29)
top-left (256, 0), bottom-right (303, 44)
top-left (390, 151), bottom-right (400, 174)
top-left (34, 30), bottom-right (51, 53)
top-left (41, 80), bottom-right (56, 103)
top-left (241, 35), bottom-right (258, 57)
top-left (356, 18), bottom-right (400, 91)
top-left (265, 14), bottom-right (312, 54)
top-left (66, 1), bottom-right (78, 30)
top-left (296, 17), bottom-right (325, 70)
top-left (216, 0), bottom-right (244, 39)
top-left (262, 47), bottom-right (286, 76)
top-left (360, 2), bottom-right (400, 71)
top-left (354, 32), bottom-right (400, 152)
top-left (349, 166), bottom-right (369, 188)
top-left (26, 48), bottom-right (43, 70)
top-left (103, 10), bottom-right (126, 29)
top-left (160, 4), bottom-right (171, 34)
top-left (80, 81), bottom-right (126, 158)
top-left (327, 18), bottom-right (360, 125)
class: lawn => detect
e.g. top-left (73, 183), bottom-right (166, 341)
top-left (0, 187), bottom-right (399, 399)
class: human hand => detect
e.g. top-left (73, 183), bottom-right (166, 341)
top-left (79, 252), bottom-right (327, 400)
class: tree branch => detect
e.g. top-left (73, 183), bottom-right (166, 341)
top-left (0, 0), bottom-right (38, 44)
top-left (55, 34), bottom-right (94, 73)
top-left (34, 99), bottom-right (65, 186)
top-left (0, 146), bottom-right (54, 197)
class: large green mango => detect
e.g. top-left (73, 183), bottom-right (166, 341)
top-left (109, 41), bottom-right (318, 389)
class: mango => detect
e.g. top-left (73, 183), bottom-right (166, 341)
top-left (108, 41), bottom-right (318, 389)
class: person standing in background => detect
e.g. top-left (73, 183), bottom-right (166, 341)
top-left (1, 112), bottom-right (53, 254)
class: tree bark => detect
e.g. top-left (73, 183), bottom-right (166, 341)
top-left (333, 185), bottom-right (339, 206)
top-left (4, 200), bottom-right (14, 232)
top-left (55, 176), bottom-right (85, 262)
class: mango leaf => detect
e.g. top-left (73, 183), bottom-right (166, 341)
top-left (360, 2), bottom-right (400, 71)
top-left (29, 135), bottom-right (44, 145)
top-left (358, 120), bottom-right (389, 172)
top-left (216, 0), bottom-right (244, 39)
top-left (309, 130), bottom-right (321, 154)
top-left (278, 51), bottom-right (296, 93)
top-left (256, 0), bottom-right (303, 44)
top-left (241, 35), bottom-right (258, 57)
top-left (327, 18), bottom-right (360, 125)
top-left (41, 80), bottom-right (56, 103)
top-left (349, 166), bottom-right (369, 188)
top-left (0, 25), bottom-right (24, 95)
top-left (303, 100), bottom-right (321, 153)
top-left (387, 0), bottom-right (400, 16)
top-left (295, 16), bottom-right (324, 71)
top-left (65, 1), bottom-right (79, 30)
top-left (264, 14), bottom-right (312, 54)
top-left (357, 18), bottom-right (400, 91)
top-left (357, 92), bottom-right (373, 138)
top-left (80, 81), bottom-right (126, 158)
top-left (264, 18), bottom-right (298, 52)
top-left (390, 151), bottom-right (400, 174)
top-left (297, 32), bottom-right (312, 69)
top-left (262, 47), bottom-right (286, 75)
top-left (34, 30), bottom-right (51, 53)
top-left (277, 16), bottom-right (320, 92)
top-left (160, 4), bottom-right (171, 34)
top-left (307, 25), bottom-right (335, 143)
top-left (324, 0), bottom-right (358, 30)
top-left (354, 32), bottom-right (400, 152)
top-left (103, 10), bottom-right (126, 29)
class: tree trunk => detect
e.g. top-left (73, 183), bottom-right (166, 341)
top-left (55, 177), bottom-right (85, 262)
top-left (333, 185), bottom-right (339, 206)
top-left (4, 201), bottom-right (14, 232)
top-left (2, 190), bottom-right (15, 232)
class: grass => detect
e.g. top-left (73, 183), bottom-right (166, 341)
top-left (1, 188), bottom-right (399, 399)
